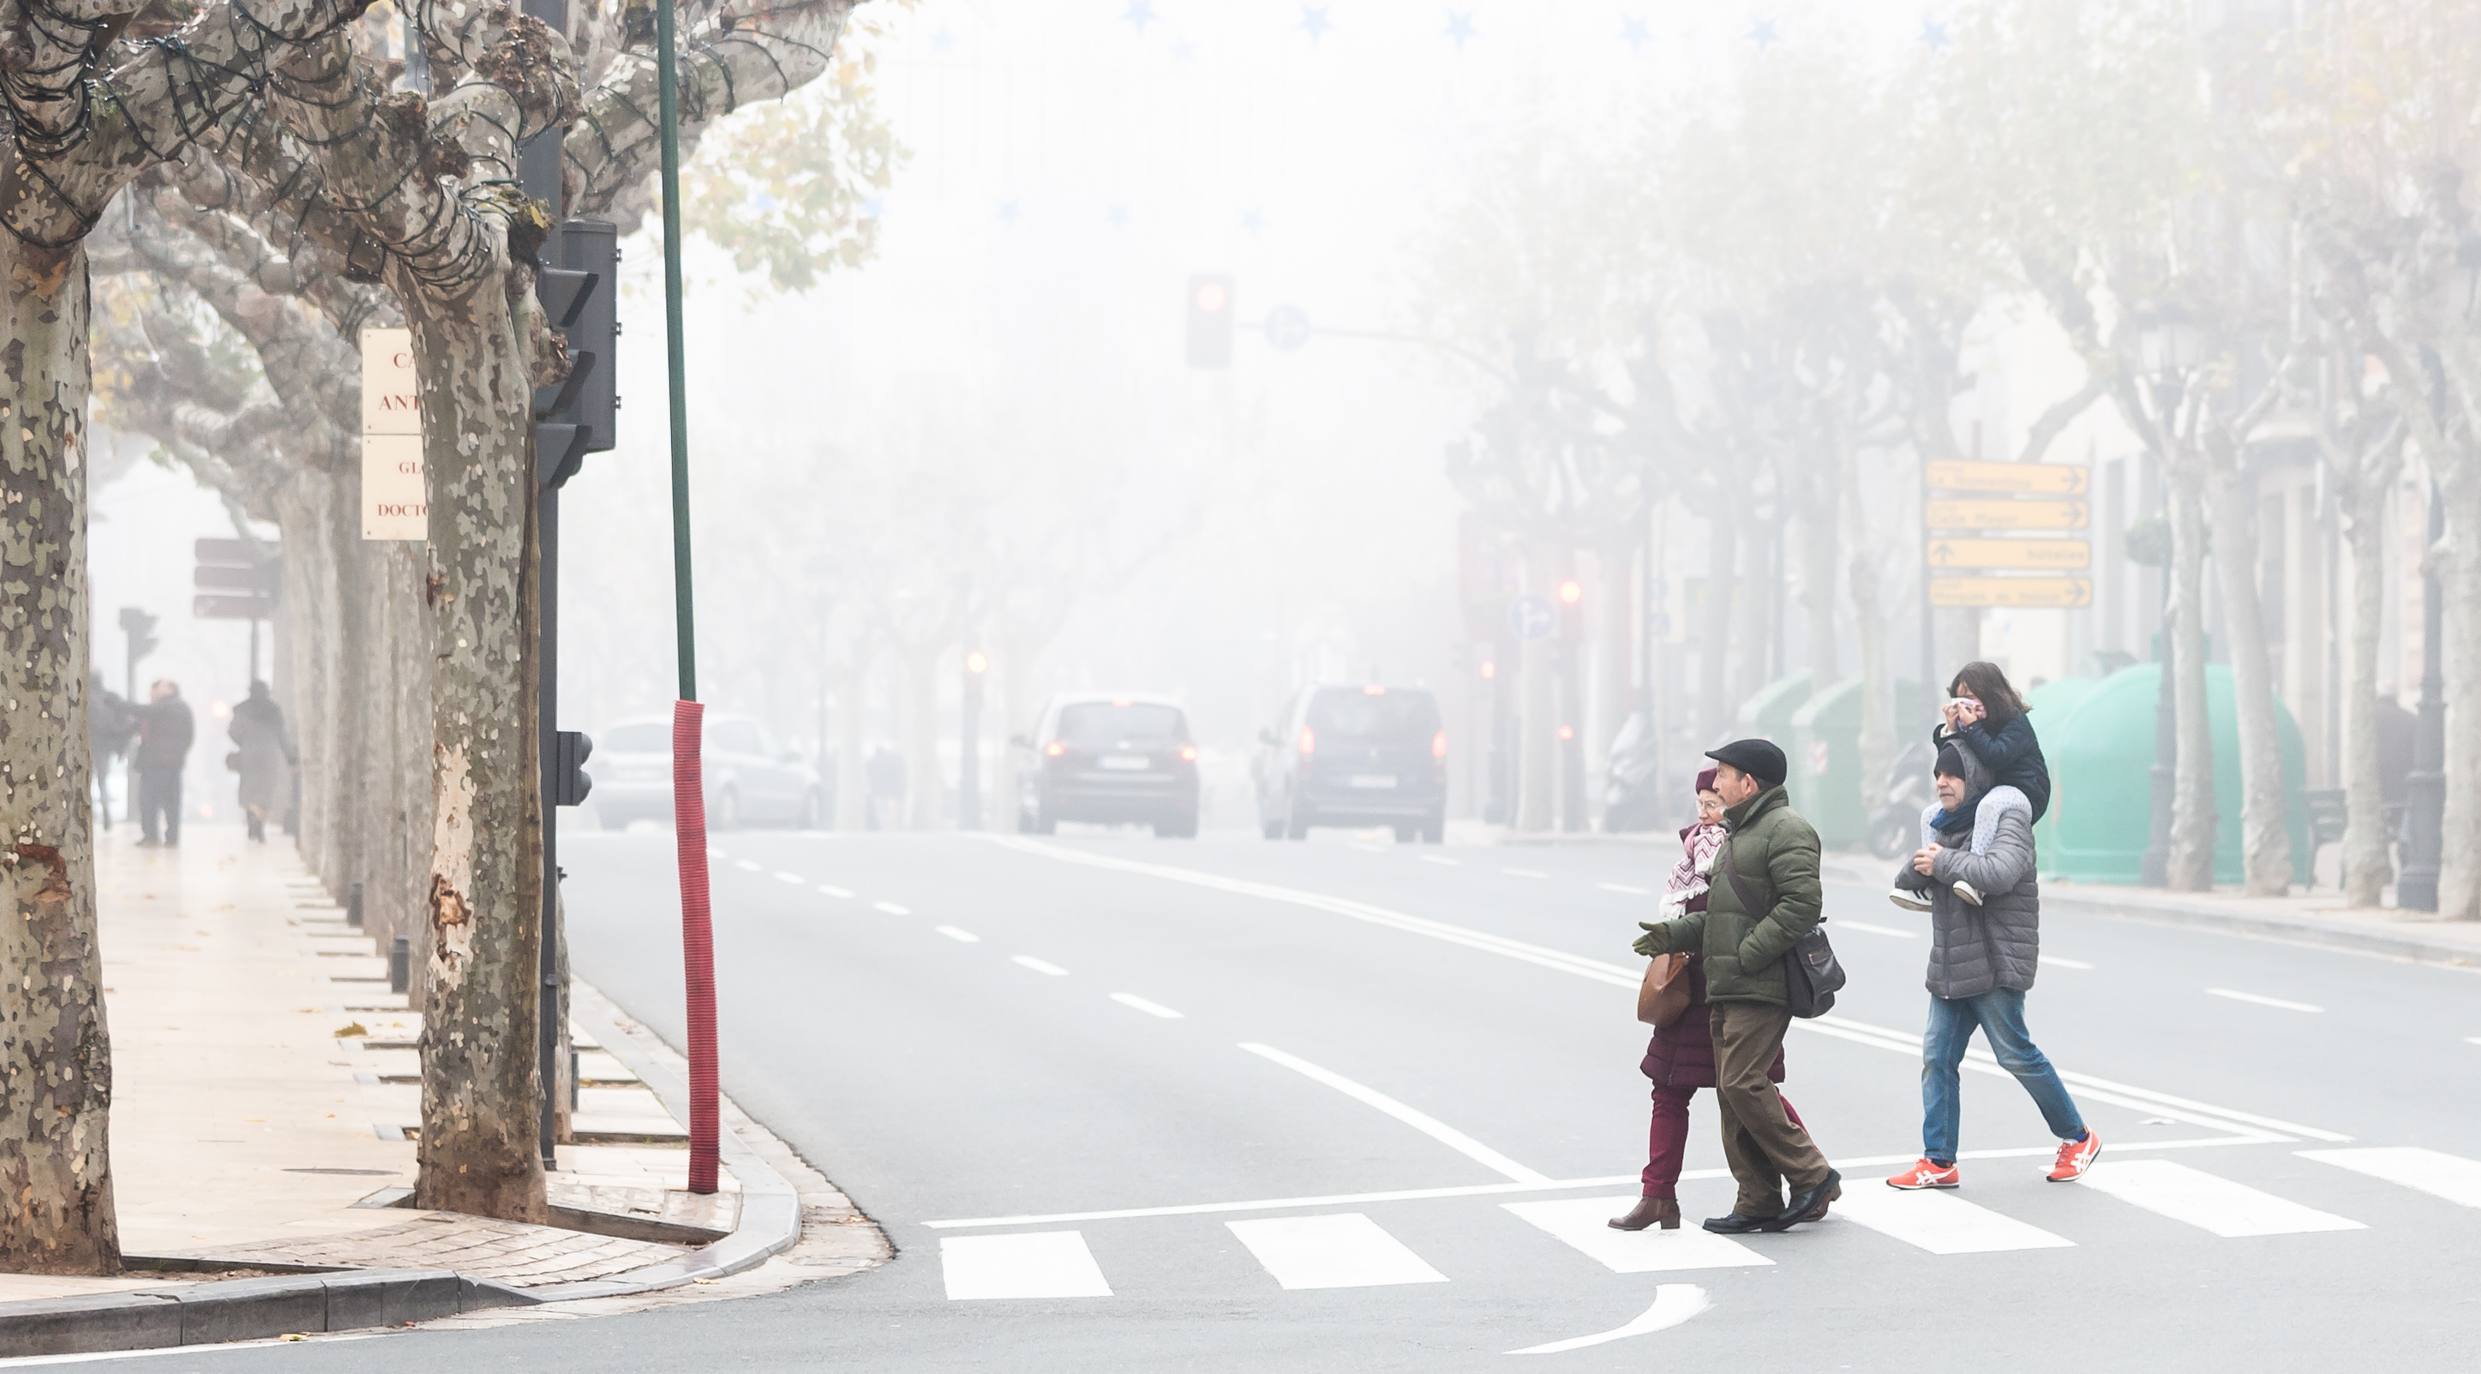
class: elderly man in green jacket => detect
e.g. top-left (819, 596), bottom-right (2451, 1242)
top-left (1632, 738), bottom-right (1841, 1234)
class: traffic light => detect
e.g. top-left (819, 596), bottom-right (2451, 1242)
top-left (550, 729), bottom-right (594, 807)
top-left (533, 219), bottom-right (619, 488)
top-left (1186, 273), bottom-right (1234, 368)
top-left (118, 606), bottom-right (159, 663)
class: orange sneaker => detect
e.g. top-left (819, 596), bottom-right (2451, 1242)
top-left (1886, 1159), bottom-right (1961, 1190)
top-left (2049, 1131), bottom-right (2102, 1182)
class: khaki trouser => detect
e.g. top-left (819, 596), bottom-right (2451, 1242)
top-left (1711, 1002), bottom-right (1832, 1216)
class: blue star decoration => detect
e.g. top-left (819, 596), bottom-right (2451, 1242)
top-left (1240, 208), bottom-right (1266, 234)
top-left (1107, 203), bottom-right (1132, 228)
top-left (1748, 19), bottom-right (1778, 49)
top-left (1445, 10), bottom-right (1476, 46)
top-left (860, 195), bottom-right (886, 221)
top-left (997, 199), bottom-right (1021, 225)
top-left (1920, 17), bottom-right (1951, 50)
top-left (931, 28), bottom-right (955, 53)
top-left (1300, 5), bottom-right (1331, 41)
top-left (1620, 15), bottom-right (1650, 52)
top-left (1123, 1), bottom-right (1155, 33)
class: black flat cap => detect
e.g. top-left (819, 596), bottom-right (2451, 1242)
top-left (1705, 738), bottom-right (1787, 788)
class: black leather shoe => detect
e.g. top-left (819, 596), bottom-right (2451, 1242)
top-left (1767, 1169), bottom-right (1844, 1231)
top-left (1701, 1211), bottom-right (1776, 1235)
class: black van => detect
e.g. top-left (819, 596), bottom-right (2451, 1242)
top-left (1014, 694), bottom-right (1201, 838)
top-left (1253, 684), bottom-right (1445, 843)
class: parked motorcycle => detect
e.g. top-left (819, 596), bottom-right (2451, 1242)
top-left (1868, 739), bottom-right (1936, 859)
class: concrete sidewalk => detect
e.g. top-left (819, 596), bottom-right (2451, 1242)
top-left (0, 825), bottom-right (885, 1355)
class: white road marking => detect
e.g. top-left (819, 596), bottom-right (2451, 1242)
top-left (871, 901), bottom-right (911, 916)
top-left (1597, 882), bottom-right (1654, 896)
top-left (733, 859), bottom-right (763, 873)
top-left (2207, 987), bottom-right (2324, 1014)
top-left (1508, 1285), bottom-right (1712, 1356)
top-left (1226, 1213), bottom-right (1446, 1290)
top-left (2464, 1035), bottom-right (2481, 1047)
top-left (1011, 956), bottom-right (1069, 977)
top-left (1109, 993), bottom-right (1184, 1020)
top-left (816, 884), bottom-right (853, 899)
top-left (706, 846), bottom-right (727, 860)
top-left (773, 870), bottom-right (805, 885)
top-left (1418, 855), bottom-right (1461, 867)
top-left (2299, 1146), bottom-right (2481, 1208)
top-left (1836, 920), bottom-right (1920, 939)
top-left (1831, 1186), bottom-right (2075, 1254)
top-left (1503, 1198), bottom-right (1770, 1273)
top-left (990, 837), bottom-right (2350, 1143)
top-left (1501, 866), bottom-right (1550, 879)
top-left (935, 925), bottom-right (980, 944)
top-left (939, 1231), bottom-right (1112, 1300)
top-left (1349, 841), bottom-right (1387, 854)
top-left (2040, 954), bottom-right (2095, 971)
top-left (920, 1135), bottom-right (2270, 1230)
top-left (2080, 1158), bottom-right (2364, 1237)
top-left (1239, 1042), bottom-right (1548, 1185)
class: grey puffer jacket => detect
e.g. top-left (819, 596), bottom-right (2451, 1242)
top-left (1920, 749), bottom-right (2040, 999)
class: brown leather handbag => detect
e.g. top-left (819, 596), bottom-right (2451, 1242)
top-left (1636, 952), bottom-right (1692, 1027)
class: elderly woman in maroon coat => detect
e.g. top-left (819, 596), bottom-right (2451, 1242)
top-left (1611, 768), bottom-right (1805, 1231)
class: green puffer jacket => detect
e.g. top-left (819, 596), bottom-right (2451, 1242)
top-left (1632, 785), bottom-right (1824, 1006)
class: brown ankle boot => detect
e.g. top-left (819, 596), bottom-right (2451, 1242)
top-left (1607, 1196), bottom-right (1682, 1231)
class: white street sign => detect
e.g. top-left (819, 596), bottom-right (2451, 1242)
top-left (360, 326), bottom-right (426, 539)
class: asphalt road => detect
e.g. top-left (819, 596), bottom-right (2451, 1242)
top-left (123, 823), bottom-right (2481, 1372)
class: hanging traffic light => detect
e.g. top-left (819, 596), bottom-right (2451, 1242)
top-left (1186, 273), bottom-right (1235, 368)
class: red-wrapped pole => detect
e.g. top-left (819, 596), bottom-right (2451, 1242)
top-left (670, 700), bottom-right (719, 1191)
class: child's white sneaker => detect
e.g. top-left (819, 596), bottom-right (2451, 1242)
top-left (1953, 880), bottom-right (1984, 907)
top-left (1888, 887), bottom-right (1932, 912)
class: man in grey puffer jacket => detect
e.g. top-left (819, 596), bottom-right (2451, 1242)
top-left (1883, 744), bottom-right (2102, 1191)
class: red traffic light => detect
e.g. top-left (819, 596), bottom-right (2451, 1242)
top-left (1556, 578), bottom-right (1584, 607)
top-left (1192, 279), bottom-right (1231, 314)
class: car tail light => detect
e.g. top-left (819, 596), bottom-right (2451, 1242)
top-left (1177, 744), bottom-right (1199, 763)
top-left (1297, 726), bottom-right (1316, 757)
top-left (1044, 741), bottom-right (1066, 758)
top-left (1431, 730), bottom-right (1448, 760)
top-left (1362, 684), bottom-right (1387, 696)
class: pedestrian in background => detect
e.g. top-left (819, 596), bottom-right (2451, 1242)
top-left (1632, 739), bottom-right (1842, 1234)
top-left (1613, 766), bottom-right (1808, 1232)
top-left (134, 678), bottom-right (195, 848)
top-left (1886, 742), bottom-right (2100, 1191)
top-left (228, 681), bottom-right (294, 845)
top-left (89, 672), bottom-right (139, 830)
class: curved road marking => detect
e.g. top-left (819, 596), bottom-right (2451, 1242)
top-left (1508, 1284), bottom-right (1711, 1356)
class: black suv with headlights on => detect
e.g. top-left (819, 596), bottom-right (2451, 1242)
top-left (1013, 694), bottom-right (1201, 838)
top-left (1253, 684), bottom-right (1445, 843)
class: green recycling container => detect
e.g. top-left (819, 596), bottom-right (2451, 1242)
top-left (2031, 665), bottom-right (2311, 886)
top-left (1788, 676), bottom-right (1927, 851)
top-left (1733, 672), bottom-right (1813, 739)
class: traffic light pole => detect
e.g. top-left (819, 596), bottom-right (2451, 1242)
top-left (522, 0), bottom-right (569, 1175)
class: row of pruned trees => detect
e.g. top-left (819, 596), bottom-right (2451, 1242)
top-left (1, 0), bottom-right (896, 1274)
top-left (1421, 0), bottom-right (2481, 914)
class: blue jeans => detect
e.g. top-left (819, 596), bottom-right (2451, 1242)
top-left (1921, 988), bottom-right (2085, 1165)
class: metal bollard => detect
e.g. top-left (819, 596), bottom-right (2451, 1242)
top-left (388, 936), bottom-right (411, 995)
top-left (569, 1047), bottom-right (580, 1110)
top-left (346, 881), bottom-right (365, 929)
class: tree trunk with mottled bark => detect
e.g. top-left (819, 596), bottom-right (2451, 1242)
top-left (1698, 516), bottom-right (1740, 739)
top-left (0, 242), bottom-right (119, 1273)
top-left (2205, 457), bottom-right (2295, 895)
top-left (2435, 473), bottom-right (2481, 923)
top-left (2338, 473), bottom-right (2394, 908)
top-left (406, 283), bottom-right (548, 1222)
top-left (2166, 463), bottom-right (2218, 891)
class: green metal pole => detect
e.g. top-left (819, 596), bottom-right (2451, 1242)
top-left (657, 0), bottom-right (696, 700)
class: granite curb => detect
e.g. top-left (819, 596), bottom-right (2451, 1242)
top-left (0, 977), bottom-right (808, 1358)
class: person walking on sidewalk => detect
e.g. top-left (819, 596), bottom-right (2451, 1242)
top-left (1886, 743), bottom-right (2102, 1192)
top-left (1613, 766), bottom-right (1811, 1232)
top-left (1632, 739), bottom-right (1842, 1234)
top-left (228, 681), bottom-right (295, 845)
top-left (134, 678), bottom-right (195, 848)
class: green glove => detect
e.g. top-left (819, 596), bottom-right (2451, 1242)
top-left (1632, 922), bottom-right (1666, 958)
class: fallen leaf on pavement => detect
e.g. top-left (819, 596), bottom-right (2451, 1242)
top-left (335, 1022), bottom-right (369, 1037)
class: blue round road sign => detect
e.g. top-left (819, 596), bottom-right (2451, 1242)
top-left (1265, 305), bottom-right (1313, 352)
top-left (1508, 594), bottom-right (1556, 642)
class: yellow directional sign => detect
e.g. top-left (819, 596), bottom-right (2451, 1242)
top-left (1926, 498), bottom-right (2090, 531)
top-left (1926, 460), bottom-right (2091, 496)
top-left (1929, 577), bottom-right (2095, 609)
top-left (1924, 538), bottom-right (2093, 571)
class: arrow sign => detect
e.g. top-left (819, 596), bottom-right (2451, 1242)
top-left (1924, 538), bottom-right (2092, 571)
top-left (1926, 460), bottom-right (2090, 496)
top-left (1264, 304), bottom-right (1313, 352)
top-left (1926, 498), bottom-right (2090, 531)
top-left (1928, 577), bottom-right (2094, 609)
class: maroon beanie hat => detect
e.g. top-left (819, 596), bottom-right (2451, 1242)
top-left (1694, 767), bottom-right (1720, 795)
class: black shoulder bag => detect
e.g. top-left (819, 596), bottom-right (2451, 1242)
top-left (1724, 843), bottom-right (1847, 1019)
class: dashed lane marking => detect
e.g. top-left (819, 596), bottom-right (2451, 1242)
top-left (817, 884), bottom-right (853, 899)
top-left (1500, 867), bottom-right (1550, 880)
top-left (2041, 954), bottom-right (2095, 971)
top-left (773, 871), bottom-right (805, 885)
top-left (1012, 956), bottom-right (1069, 976)
top-left (936, 925), bottom-right (981, 943)
top-left (1597, 882), bottom-right (1653, 896)
top-left (1419, 855), bottom-right (1461, 868)
top-left (1240, 1042), bottom-right (1549, 1185)
top-left (872, 901), bottom-right (911, 916)
top-left (1109, 993), bottom-right (1184, 1020)
top-left (2206, 987), bottom-right (2324, 1014)
top-left (733, 859), bottom-right (763, 873)
top-left (1837, 920), bottom-right (1920, 939)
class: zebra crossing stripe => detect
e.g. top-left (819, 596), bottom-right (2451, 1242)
top-left (2299, 1147), bottom-right (2481, 1209)
top-left (1503, 1197), bottom-right (1773, 1273)
top-left (2079, 1159), bottom-right (2364, 1237)
top-left (940, 1231), bottom-right (1112, 1300)
top-left (1227, 1213), bottom-right (1447, 1290)
top-left (1830, 1186), bottom-right (2075, 1254)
